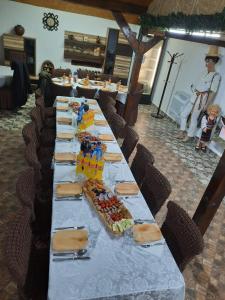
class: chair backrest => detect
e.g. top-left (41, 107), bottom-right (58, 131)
top-left (5, 207), bottom-right (32, 288)
top-left (16, 168), bottom-right (36, 220)
top-left (121, 126), bottom-right (139, 162)
top-left (35, 96), bottom-right (46, 123)
top-left (22, 121), bottom-right (39, 148)
top-left (24, 142), bottom-right (42, 185)
top-left (141, 163), bottom-right (171, 216)
top-left (103, 103), bottom-right (117, 120)
top-left (52, 83), bottom-right (72, 100)
top-left (76, 86), bottom-right (97, 99)
top-left (51, 68), bottom-right (71, 77)
top-left (108, 112), bottom-right (126, 139)
top-left (30, 106), bottom-right (43, 138)
top-left (98, 90), bottom-right (118, 107)
top-left (161, 201), bottom-right (204, 271)
top-left (130, 143), bottom-right (155, 187)
top-left (77, 69), bottom-right (96, 80)
top-left (99, 95), bottom-right (117, 112)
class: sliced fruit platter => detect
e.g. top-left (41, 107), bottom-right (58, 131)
top-left (83, 179), bottom-right (133, 235)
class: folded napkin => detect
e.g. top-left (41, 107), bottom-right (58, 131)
top-left (56, 182), bottom-right (82, 198)
top-left (115, 182), bottom-right (139, 195)
top-left (133, 224), bottom-right (162, 244)
top-left (99, 134), bottom-right (114, 141)
top-left (57, 117), bottom-right (72, 125)
top-left (94, 120), bottom-right (107, 126)
top-left (93, 109), bottom-right (102, 114)
top-left (57, 98), bottom-right (69, 103)
top-left (52, 229), bottom-right (88, 251)
top-left (57, 132), bottom-right (74, 140)
top-left (88, 99), bottom-right (97, 105)
top-left (55, 152), bottom-right (76, 162)
top-left (57, 106), bottom-right (69, 111)
top-left (104, 152), bottom-right (122, 162)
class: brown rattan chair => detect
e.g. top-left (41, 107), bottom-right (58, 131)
top-left (103, 103), bottom-right (117, 121)
top-left (5, 207), bottom-right (49, 299)
top-left (98, 90), bottom-right (118, 110)
top-left (130, 143), bottom-right (155, 187)
top-left (35, 96), bottom-right (56, 129)
top-left (121, 126), bottom-right (139, 162)
top-left (51, 82), bottom-right (73, 101)
top-left (141, 163), bottom-right (171, 216)
top-left (22, 122), bottom-right (54, 162)
top-left (16, 168), bottom-right (36, 220)
top-left (76, 86), bottom-right (97, 99)
top-left (51, 68), bottom-right (71, 77)
top-left (161, 201), bottom-right (204, 271)
top-left (30, 106), bottom-right (55, 147)
top-left (108, 112), bottom-right (126, 139)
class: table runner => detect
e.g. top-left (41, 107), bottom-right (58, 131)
top-left (48, 97), bottom-right (185, 300)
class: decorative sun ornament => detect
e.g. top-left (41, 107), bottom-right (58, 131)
top-left (42, 13), bottom-right (59, 31)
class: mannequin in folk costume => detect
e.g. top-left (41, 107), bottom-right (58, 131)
top-left (195, 104), bottom-right (221, 152)
top-left (176, 46), bottom-right (221, 142)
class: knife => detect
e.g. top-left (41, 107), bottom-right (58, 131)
top-left (53, 256), bottom-right (90, 261)
top-left (54, 226), bottom-right (85, 230)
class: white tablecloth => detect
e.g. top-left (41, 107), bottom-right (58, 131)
top-left (48, 97), bottom-right (185, 300)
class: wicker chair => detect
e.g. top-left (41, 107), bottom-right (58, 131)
top-left (103, 103), bottom-right (117, 121)
top-left (51, 68), bottom-right (71, 77)
top-left (5, 207), bottom-right (49, 299)
top-left (130, 143), bottom-right (155, 187)
top-left (22, 122), bottom-right (54, 162)
top-left (76, 86), bottom-right (97, 99)
top-left (16, 168), bottom-right (36, 220)
top-left (108, 112), bottom-right (126, 139)
top-left (35, 96), bottom-right (56, 129)
top-left (51, 82), bottom-right (72, 101)
top-left (98, 90), bottom-right (118, 110)
top-left (161, 201), bottom-right (204, 271)
top-left (121, 126), bottom-right (139, 162)
top-left (141, 163), bottom-right (171, 216)
top-left (30, 106), bottom-right (55, 147)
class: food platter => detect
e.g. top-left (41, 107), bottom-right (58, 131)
top-left (83, 179), bottom-right (133, 235)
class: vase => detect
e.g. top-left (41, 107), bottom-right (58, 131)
top-left (14, 25), bottom-right (25, 36)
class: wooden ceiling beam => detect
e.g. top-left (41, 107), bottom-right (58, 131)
top-left (65, 0), bottom-right (148, 15)
top-left (112, 11), bottom-right (139, 52)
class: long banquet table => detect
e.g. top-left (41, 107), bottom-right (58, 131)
top-left (48, 96), bottom-right (185, 300)
top-left (52, 78), bottom-right (128, 104)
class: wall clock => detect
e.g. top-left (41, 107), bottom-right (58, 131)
top-left (42, 13), bottom-right (59, 31)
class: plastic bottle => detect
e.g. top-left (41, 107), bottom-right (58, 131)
top-left (73, 70), bottom-right (78, 82)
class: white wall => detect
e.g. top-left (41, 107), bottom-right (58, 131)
top-left (0, 0), bottom-right (139, 75)
top-left (152, 38), bottom-right (225, 114)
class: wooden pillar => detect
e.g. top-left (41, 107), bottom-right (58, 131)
top-left (192, 150), bottom-right (225, 236)
top-left (112, 11), bottom-right (163, 125)
top-left (123, 53), bottom-right (143, 125)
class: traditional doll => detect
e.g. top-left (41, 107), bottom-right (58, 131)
top-left (195, 104), bottom-right (221, 152)
top-left (176, 46), bottom-right (221, 142)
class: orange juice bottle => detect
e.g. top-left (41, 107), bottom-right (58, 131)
top-left (76, 152), bottom-right (82, 174)
top-left (96, 159), bottom-right (104, 180)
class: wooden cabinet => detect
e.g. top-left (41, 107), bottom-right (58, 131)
top-left (64, 31), bottom-right (106, 67)
top-left (2, 34), bottom-right (36, 75)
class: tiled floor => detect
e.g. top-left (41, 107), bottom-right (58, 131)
top-left (0, 98), bottom-right (225, 300)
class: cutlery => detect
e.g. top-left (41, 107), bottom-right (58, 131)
top-left (53, 249), bottom-right (87, 256)
top-left (53, 256), bottom-right (90, 261)
top-left (134, 219), bottom-right (155, 224)
top-left (55, 162), bottom-right (76, 166)
top-left (55, 180), bottom-right (75, 183)
top-left (54, 198), bottom-right (82, 201)
top-left (140, 241), bottom-right (165, 248)
top-left (54, 226), bottom-right (85, 230)
top-left (56, 139), bottom-right (72, 143)
top-left (115, 180), bottom-right (136, 183)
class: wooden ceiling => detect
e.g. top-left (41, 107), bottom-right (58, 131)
top-left (15, 0), bottom-right (153, 24)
